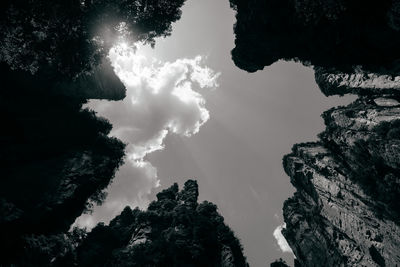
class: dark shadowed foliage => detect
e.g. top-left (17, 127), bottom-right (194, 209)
top-left (0, 0), bottom-right (186, 79)
top-left (62, 180), bottom-right (248, 267)
top-left (0, 0), bottom-right (189, 265)
top-left (0, 63), bottom-right (126, 264)
top-left (230, 0), bottom-right (400, 74)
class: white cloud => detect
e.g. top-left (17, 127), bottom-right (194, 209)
top-left (273, 223), bottom-right (293, 254)
top-left (73, 43), bottom-right (219, 228)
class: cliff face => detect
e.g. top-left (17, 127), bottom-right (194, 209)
top-left (229, 1), bottom-right (400, 266)
top-left (230, 0), bottom-right (400, 74)
top-left (282, 95), bottom-right (400, 267)
top-left (283, 142), bottom-right (400, 266)
top-left (67, 180), bottom-right (248, 267)
top-left (315, 67), bottom-right (400, 96)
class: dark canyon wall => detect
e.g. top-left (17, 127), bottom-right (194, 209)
top-left (230, 0), bottom-right (400, 266)
top-left (282, 97), bottom-right (400, 266)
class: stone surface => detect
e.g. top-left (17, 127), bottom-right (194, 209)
top-left (283, 142), bottom-right (400, 266)
top-left (315, 67), bottom-right (400, 96)
top-left (282, 97), bottom-right (400, 266)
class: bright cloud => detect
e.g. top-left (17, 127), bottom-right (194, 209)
top-left (74, 43), bottom-right (219, 228)
top-left (273, 223), bottom-right (293, 254)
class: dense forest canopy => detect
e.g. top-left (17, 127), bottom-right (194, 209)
top-left (0, 0), bottom-right (189, 265)
top-left (0, 0), bottom-right (185, 79)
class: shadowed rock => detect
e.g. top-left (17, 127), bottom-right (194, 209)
top-left (230, 0), bottom-right (400, 74)
top-left (282, 97), bottom-right (400, 266)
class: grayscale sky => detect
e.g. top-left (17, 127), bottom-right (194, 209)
top-left (78, 0), bottom-right (356, 266)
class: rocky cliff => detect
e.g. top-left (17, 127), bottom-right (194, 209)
top-left (229, 1), bottom-right (400, 266)
top-left (282, 94), bottom-right (400, 267)
top-left (315, 67), bottom-right (400, 96)
top-left (230, 0), bottom-right (400, 74)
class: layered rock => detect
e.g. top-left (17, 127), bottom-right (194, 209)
top-left (283, 142), bottom-right (400, 266)
top-left (315, 67), bottom-right (400, 96)
top-left (281, 96), bottom-right (400, 267)
top-left (54, 59), bottom-right (126, 100)
top-left (228, 1), bottom-right (400, 265)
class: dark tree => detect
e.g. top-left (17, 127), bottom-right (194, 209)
top-left (0, 0), bottom-right (186, 79)
top-left (0, 0), bottom-right (189, 265)
top-left (68, 180), bottom-right (249, 267)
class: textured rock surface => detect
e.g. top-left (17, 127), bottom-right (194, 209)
top-left (282, 97), bottom-right (400, 267)
top-left (283, 142), bottom-right (400, 266)
top-left (315, 67), bottom-right (400, 96)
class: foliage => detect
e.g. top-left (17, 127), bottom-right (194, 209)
top-left (0, 0), bottom-right (187, 78)
top-left (0, 0), bottom-right (189, 265)
top-left (70, 180), bottom-right (248, 267)
top-left (0, 63), bottom-right (126, 264)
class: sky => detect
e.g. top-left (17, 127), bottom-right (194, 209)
top-left (75, 0), bottom-right (356, 266)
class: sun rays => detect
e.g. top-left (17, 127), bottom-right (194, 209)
top-left (74, 43), bottom-right (219, 228)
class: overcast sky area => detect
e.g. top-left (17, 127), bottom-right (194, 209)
top-left (75, 0), bottom-right (357, 266)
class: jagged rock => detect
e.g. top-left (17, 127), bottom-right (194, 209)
top-left (282, 96), bottom-right (400, 267)
top-left (283, 142), bottom-right (400, 267)
top-left (315, 67), bottom-right (400, 96)
top-left (230, 0), bottom-right (400, 73)
top-left (221, 245), bottom-right (236, 267)
top-left (321, 97), bottom-right (400, 168)
top-left (270, 258), bottom-right (291, 267)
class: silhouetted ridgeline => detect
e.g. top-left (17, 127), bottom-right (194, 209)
top-left (229, 0), bottom-right (400, 266)
top-left (58, 180), bottom-right (248, 266)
